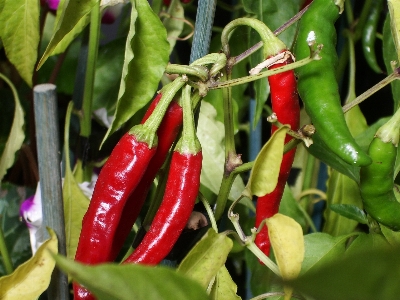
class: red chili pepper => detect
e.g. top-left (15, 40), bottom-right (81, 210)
top-left (73, 129), bottom-right (157, 299)
top-left (123, 84), bottom-right (202, 265)
top-left (255, 54), bottom-right (300, 257)
top-left (109, 94), bottom-right (183, 260)
top-left (73, 79), bottom-right (185, 299)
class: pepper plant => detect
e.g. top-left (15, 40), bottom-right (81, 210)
top-left (2, 0), bottom-right (400, 299)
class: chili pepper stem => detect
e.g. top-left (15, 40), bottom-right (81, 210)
top-left (375, 106), bottom-right (400, 146)
top-left (209, 49), bottom-right (321, 90)
top-left (132, 77), bottom-right (186, 148)
top-left (221, 18), bottom-right (286, 59)
top-left (165, 64), bottom-right (209, 81)
top-left (176, 84), bottom-right (201, 154)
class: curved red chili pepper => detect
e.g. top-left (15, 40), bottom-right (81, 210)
top-left (73, 132), bottom-right (156, 299)
top-left (123, 150), bottom-right (202, 265)
top-left (255, 55), bottom-right (300, 257)
top-left (110, 95), bottom-right (183, 260)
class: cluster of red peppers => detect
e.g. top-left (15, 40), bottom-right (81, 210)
top-left (74, 79), bottom-right (202, 299)
top-left (73, 0), bottom-right (377, 296)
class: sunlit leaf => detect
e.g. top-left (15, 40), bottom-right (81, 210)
top-left (197, 101), bottom-right (253, 208)
top-left (0, 228), bottom-right (57, 299)
top-left (266, 214), bottom-right (304, 299)
top-left (210, 265), bottom-right (241, 300)
top-left (38, 0), bottom-right (97, 69)
top-left (177, 228), bottom-right (233, 289)
top-left (53, 255), bottom-right (209, 300)
top-left (0, 74), bottom-right (25, 184)
top-left (103, 0), bottom-right (170, 142)
top-left (0, 0), bottom-right (39, 86)
top-left (243, 126), bottom-right (288, 198)
top-left (63, 102), bottom-right (90, 260)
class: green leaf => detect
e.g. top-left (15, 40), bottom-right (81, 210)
top-left (163, 0), bottom-right (184, 53)
top-left (346, 233), bottom-right (391, 254)
top-left (0, 183), bottom-right (32, 276)
top-left (306, 133), bottom-right (360, 182)
top-left (177, 228), bottom-right (233, 289)
top-left (0, 0), bottom-right (39, 86)
top-left (0, 228), bottom-right (57, 299)
top-left (53, 255), bottom-right (209, 300)
top-left (93, 38), bottom-right (126, 112)
top-left (381, 224), bottom-right (400, 247)
top-left (288, 242), bottom-right (400, 300)
top-left (322, 170), bottom-right (365, 236)
top-left (243, 126), bottom-right (288, 198)
top-left (63, 102), bottom-right (90, 260)
top-left (383, 14), bottom-right (400, 111)
top-left (279, 185), bottom-right (308, 232)
top-left (210, 265), bottom-right (241, 300)
top-left (0, 74), bottom-right (25, 184)
top-left (328, 204), bottom-right (368, 225)
top-left (37, 0), bottom-right (96, 69)
top-left (103, 0), bottom-right (170, 141)
top-left (301, 233), bottom-right (353, 275)
top-left (197, 102), bottom-right (253, 208)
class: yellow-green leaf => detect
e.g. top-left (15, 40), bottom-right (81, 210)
top-left (197, 101), bottom-right (254, 209)
top-left (388, 0), bottom-right (400, 63)
top-left (210, 265), bottom-right (241, 300)
top-left (0, 73), bottom-right (25, 184)
top-left (0, 0), bottom-right (39, 86)
top-left (0, 228), bottom-right (58, 299)
top-left (37, 0), bottom-right (97, 69)
top-left (177, 228), bottom-right (233, 289)
top-left (63, 102), bottom-right (90, 260)
top-left (243, 126), bottom-right (288, 198)
top-left (266, 213), bottom-right (304, 299)
top-left (102, 0), bottom-right (170, 142)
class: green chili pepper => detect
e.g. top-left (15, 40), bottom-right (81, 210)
top-left (294, 0), bottom-right (371, 166)
top-left (360, 111), bottom-right (400, 231)
top-left (362, 0), bottom-right (384, 74)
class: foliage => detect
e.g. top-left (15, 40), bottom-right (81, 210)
top-left (0, 0), bottom-right (399, 299)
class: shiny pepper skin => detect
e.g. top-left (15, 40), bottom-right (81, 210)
top-left (124, 150), bottom-right (202, 265)
top-left (109, 95), bottom-right (183, 260)
top-left (255, 56), bottom-right (300, 257)
top-left (360, 137), bottom-right (400, 231)
top-left (294, 0), bottom-right (371, 166)
top-left (73, 133), bottom-right (156, 299)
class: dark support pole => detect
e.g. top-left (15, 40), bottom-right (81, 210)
top-left (189, 0), bottom-right (217, 63)
top-left (33, 84), bottom-right (69, 300)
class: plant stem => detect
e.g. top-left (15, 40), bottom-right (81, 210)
top-left (165, 64), bottom-right (209, 81)
top-left (209, 54), bottom-right (319, 90)
top-left (0, 221), bottom-right (13, 274)
top-left (80, 1), bottom-right (101, 138)
top-left (342, 70), bottom-right (400, 113)
top-left (198, 192), bottom-right (218, 232)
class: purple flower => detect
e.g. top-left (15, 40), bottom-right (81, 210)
top-left (47, 0), bottom-right (60, 11)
